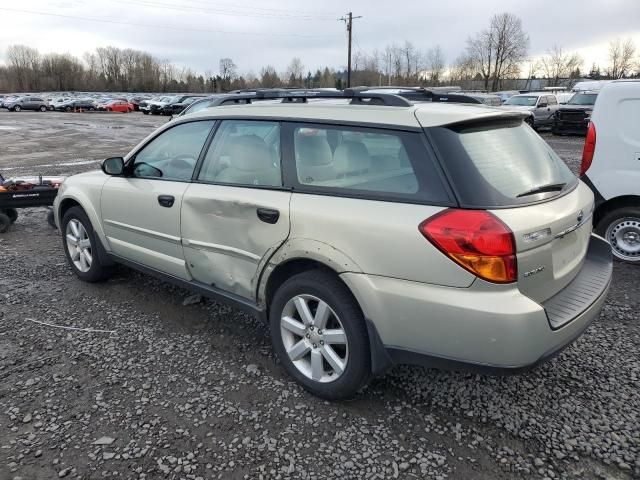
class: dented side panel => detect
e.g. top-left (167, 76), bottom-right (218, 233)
top-left (181, 184), bottom-right (292, 300)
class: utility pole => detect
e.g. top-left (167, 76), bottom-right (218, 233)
top-left (339, 12), bottom-right (362, 88)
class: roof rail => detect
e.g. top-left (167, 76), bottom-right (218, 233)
top-left (249, 88), bottom-right (413, 107)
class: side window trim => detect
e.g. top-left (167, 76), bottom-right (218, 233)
top-left (193, 119), bottom-right (285, 189)
top-left (283, 121), bottom-right (456, 206)
top-left (126, 119), bottom-right (215, 182)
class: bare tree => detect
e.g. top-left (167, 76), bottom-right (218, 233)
top-left (425, 45), bottom-right (445, 85)
top-left (539, 45), bottom-right (582, 86)
top-left (219, 57), bottom-right (237, 90)
top-left (608, 38), bottom-right (636, 78)
top-left (285, 57), bottom-right (305, 87)
top-left (467, 12), bottom-right (529, 91)
top-left (6, 45), bottom-right (40, 90)
top-left (448, 54), bottom-right (477, 83)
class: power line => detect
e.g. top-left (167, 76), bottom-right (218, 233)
top-left (0, 7), bottom-right (340, 38)
top-left (160, 0), bottom-right (339, 17)
top-left (105, 0), bottom-right (337, 20)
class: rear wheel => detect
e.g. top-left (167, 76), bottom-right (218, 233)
top-left (61, 206), bottom-right (113, 282)
top-left (269, 270), bottom-right (370, 400)
top-left (39, 105), bottom-right (47, 112)
top-left (65, 106), bottom-right (71, 112)
top-left (596, 207), bottom-right (640, 263)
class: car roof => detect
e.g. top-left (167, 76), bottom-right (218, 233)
top-left (184, 101), bottom-right (522, 128)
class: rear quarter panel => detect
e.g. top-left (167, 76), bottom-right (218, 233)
top-left (281, 194), bottom-right (476, 287)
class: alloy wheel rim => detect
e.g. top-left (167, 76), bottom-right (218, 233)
top-left (65, 219), bottom-right (93, 272)
top-left (606, 217), bottom-right (640, 261)
top-left (280, 294), bottom-right (348, 383)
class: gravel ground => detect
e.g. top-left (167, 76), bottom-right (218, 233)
top-left (0, 112), bottom-right (638, 480)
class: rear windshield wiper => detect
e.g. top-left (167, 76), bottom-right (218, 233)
top-left (516, 182), bottom-right (566, 198)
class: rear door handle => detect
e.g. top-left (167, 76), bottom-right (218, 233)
top-left (257, 208), bottom-right (279, 224)
top-left (158, 195), bottom-right (175, 208)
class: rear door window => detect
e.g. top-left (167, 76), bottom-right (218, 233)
top-left (287, 123), bottom-right (451, 203)
top-left (428, 119), bottom-right (577, 207)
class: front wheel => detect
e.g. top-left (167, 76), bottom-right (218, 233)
top-left (13, 105), bottom-right (21, 112)
top-left (61, 206), bottom-right (113, 282)
top-left (269, 270), bottom-right (371, 400)
top-left (4, 208), bottom-right (18, 223)
top-left (596, 207), bottom-right (640, 263)
top-left (0, 213), bottom-right (11, 233)
top-left (39, 105), bottom-right (47, 112)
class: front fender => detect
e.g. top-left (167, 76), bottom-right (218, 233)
top-left (55, 177), bottom-right (109, 250)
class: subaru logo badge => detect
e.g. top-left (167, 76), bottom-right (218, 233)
top-left (577, 210), bottom-right (584, 223)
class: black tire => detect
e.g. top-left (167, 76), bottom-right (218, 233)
top-left (0, 213), bottom-right (11, 233)
top-left (595, 206), bottom-right (640, 263)
top-left (13, 105), bottom-right (21, 112)
top-left (142, 110), bottom-right (149, 115)
top-left (61, 206), bottom-right (113, 282)
top-left (5, 208), bottom-right (18, 223)
top-left (65, 106), bottom-right (72, 112)
top-left (46, 210), bottom-right (56, 229)
top-left (269, 269), bottom-right (371, 400)
top-left (39, 105), bottom-right (47, 112)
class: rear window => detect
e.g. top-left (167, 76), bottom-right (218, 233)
top-left (429, 119), bottom-right (577, 207)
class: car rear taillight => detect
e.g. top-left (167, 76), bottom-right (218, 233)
top-left (419, 209), bottom-right (517, 283)
top-left (580, 121), bottom-right (596, 176)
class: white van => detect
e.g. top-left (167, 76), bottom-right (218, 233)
top-left (581, 80), bottom-right (640, 263)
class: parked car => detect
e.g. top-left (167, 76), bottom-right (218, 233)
top-left (55, 99), bottom-right (97, 112)
top-left (128, 96), bottom-right (151, 111)
top-left (494, 90), bottom-right (520, 103)
top-left (102, 100), bottom-right (134, 113)
top-left (460, 92), bottom-right (502, 106)
top-left (552, 92), bottom-right (598, 136)
top-left (1, 95), bottom-right (19, 108)
top-left (139, 96), bottom-right (171, 115)
top-left (3, 96), bottom-right (49, 112)
top-left (580, 80), bottom-right (640, 263)
top-left (161, 96), bottom-right (208, 116)
top-left (173, 94), bottom-right (259, 119)
top-left (54, 90), bottom-right (613, 399)
top-left (503, 93), bottom-right (559, 129)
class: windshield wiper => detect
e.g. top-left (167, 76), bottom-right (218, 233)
top-left (516, 183), bottom-right (566, 198)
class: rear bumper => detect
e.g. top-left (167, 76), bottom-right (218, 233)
top-left (341, 234), bottom-right (612, 373)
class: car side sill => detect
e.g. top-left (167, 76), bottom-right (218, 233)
top-left (108, 253), bottom-right (266, 321)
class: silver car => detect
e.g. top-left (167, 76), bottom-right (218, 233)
top-left (503, 92), bottom-right (560, 129)
top-left (54, 92), bottom-right (612, 399)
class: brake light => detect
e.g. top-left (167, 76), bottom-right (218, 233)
top-left (580, 121), bottom-right (596, 176)
top-left (419, 209), bottom-right (517, 283)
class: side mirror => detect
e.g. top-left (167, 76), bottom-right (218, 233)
top-left (538, 102), bottom-right (548, 108)
top-left (102, 157), bottom-right (125, 176)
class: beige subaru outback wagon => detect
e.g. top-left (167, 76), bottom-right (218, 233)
top-left (54, 90), bottom-right (612, 399)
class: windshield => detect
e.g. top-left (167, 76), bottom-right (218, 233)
top-left (428, 119), bottom-right (577, 207)
top-left (568, 93), bottom-right (597, 106)
top-left (504, 96), bottom-right (537, 107)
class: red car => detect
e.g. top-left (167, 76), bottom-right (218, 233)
top-left (105, 100), bottom-right (134, 113)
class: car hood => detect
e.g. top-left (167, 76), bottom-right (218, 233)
top-left (558, 105), bottom-right (593, 112)
top-left (65, 170), bottom-right (107, 184)
top-left (503, 105), bottom-right (535, 111)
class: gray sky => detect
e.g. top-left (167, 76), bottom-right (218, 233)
top-left (0, 0), bottom-right (639, 75)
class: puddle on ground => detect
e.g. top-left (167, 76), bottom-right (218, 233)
top-left (62, 122), bottom-right (124, 129)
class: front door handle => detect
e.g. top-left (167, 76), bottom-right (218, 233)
top-left (257, 208), bottom-right (279, 224)
top-left (158, 195), bottom-right (175, 208)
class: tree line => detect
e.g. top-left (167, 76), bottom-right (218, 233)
top-left (0, 12), bottom-right (638, 94)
